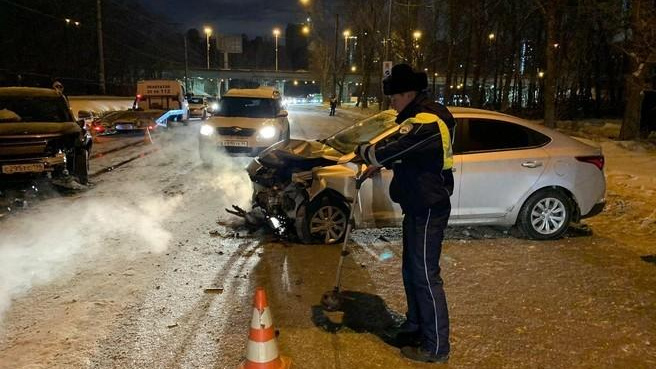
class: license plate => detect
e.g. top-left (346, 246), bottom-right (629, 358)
top-left (115, 124), bottom-right (134, 130)
top-left (2, 163), bottom-right (45, 174)
top-left (220, 141), bottom-right (248, 147)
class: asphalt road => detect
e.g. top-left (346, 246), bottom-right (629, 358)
top-left (0, 105), bottom-right (654, 369)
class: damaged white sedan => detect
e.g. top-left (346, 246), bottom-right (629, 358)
top-left (246, 108), bottom-right (606, 244)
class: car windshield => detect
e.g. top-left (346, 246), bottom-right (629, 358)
top-left (0, 96), bottom-right (72, 123)
top-left (217, 97), bottom-right (277, 118)
top-left (323, 111), bottom-right (398, 153)
top-left (189, 97), bottom-right (204, 104)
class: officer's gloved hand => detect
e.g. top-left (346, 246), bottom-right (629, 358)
top-left (354, 142), bottom-right (371, 163)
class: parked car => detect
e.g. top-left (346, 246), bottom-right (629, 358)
top-left (0, 87), bottom-right (92, 184)
top-left (188, 96), bottom-right (208, 120)
top-left (91, 110), bottom-right (160, 134)
top-left (199, 87), bottom-right (290, 161)
top-left (246, 108), bottom-right (606, 244)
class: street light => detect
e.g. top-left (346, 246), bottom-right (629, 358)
top-left (351, 65), bottom-right (357, 72)
top-left (488, 33), bottom-right (495, 41)
top-left (204, 26), bottom-right (212, 70)
top-left (273, 28), bottom-right (281, 71)
top-left (302, 25), bottom-right (310, 35)
top-left (412, 30), bottom-right (422, 67)
top-left (300, 0), bottom-right (310, 5)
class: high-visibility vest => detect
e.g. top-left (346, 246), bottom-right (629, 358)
top-left (401, 112), bottom-right (454, 170)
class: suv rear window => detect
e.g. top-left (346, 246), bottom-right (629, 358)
top-left (0, 96), bottom-right (72, 123)
top-left (189, 97), bottom-right (204, 104)
top-left (217, 97), bottom-right (278, 118)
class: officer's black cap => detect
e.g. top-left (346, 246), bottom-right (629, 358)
top-left (383, 64), bottom-right (428, 95)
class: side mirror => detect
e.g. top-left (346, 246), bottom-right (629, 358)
top-left (277, 110), bottom-right (289, 118)
top-left (78, 110), bottom-right (91, 119)
top-left (76, 119), bottom-right (86, 128)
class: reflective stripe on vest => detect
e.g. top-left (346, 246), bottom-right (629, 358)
top-left (402, 113), bottom-right (454, 170)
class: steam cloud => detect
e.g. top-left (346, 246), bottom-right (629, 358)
top-left (0, 194), bottom-right (181, 320)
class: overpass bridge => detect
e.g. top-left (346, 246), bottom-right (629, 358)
top-left (161, 68), bottom-right (362, 98)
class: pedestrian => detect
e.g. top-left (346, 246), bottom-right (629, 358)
top-left (329, 95), bottom-right (337, 116)
top-left (52, 80), bottom-right (69, 105)
top-left (357, 63), bottom-right (455, 364)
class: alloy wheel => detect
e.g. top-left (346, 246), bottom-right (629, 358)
top-left (530, 197), bottom-right (567, 235)
top-left (310, 205), bottom-right (347, 244)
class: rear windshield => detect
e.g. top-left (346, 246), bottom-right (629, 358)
top-left (217, 97), bottom-right (278, 118)
top-left (0, 96), bottom-right (72, 123)
top-left (189, 97), bottom-right (204, 104)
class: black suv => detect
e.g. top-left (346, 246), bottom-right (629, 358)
top-left (0, 87), bottom-right (92, 184)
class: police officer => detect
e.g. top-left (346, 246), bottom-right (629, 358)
top-left (358, 64), bottom-right (455, 363)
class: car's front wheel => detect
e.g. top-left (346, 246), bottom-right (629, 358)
top-left (74, 148), bottom-right (89, 185)
top-left (297, 195), bottom-right (350, 244)
top-left (517, 188), bottom-right (573, 240)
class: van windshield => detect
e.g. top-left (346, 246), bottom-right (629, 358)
top-left (217, 97), bottom-right (277, 118)
top-left (0, 97), bottom-right (72, 123)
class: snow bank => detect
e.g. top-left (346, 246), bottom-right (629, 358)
top-left (68, 96), bottom-right (134, 116)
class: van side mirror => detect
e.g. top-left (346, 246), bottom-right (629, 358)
top-left (277, 110), bottom-right (288, 118)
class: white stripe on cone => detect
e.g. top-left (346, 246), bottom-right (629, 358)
top-left (245, 340), bottom-right (280, 363)
top-left (251, 307), bottom-right (273, 329)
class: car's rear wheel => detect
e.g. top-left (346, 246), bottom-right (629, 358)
top-left (297, 196), bottom-right (350, 244)
top-left (518, 188), bottom-right (572, 240)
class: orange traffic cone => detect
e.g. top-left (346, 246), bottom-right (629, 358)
top-left (239, 287), bottom-right (292, 369)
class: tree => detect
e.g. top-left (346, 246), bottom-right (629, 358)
top-left (617, 0), bottom-right (656, 139)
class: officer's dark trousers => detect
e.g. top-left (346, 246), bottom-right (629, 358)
top-left (402, 206), bottom-right (450, 355)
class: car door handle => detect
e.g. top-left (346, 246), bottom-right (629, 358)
top-left (521, 161), bottom-right (543, 168)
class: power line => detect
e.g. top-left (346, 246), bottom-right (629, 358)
top-left (0, 0), bottom-right (84, 26)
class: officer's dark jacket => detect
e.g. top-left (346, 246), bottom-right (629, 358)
top-left (363, 93), bottom-right (455, 214)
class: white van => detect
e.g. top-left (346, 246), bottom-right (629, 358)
top-left (134, 80), bottom-right (189, 125)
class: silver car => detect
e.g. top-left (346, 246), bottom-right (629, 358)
top-left (246, 108), bottom-right (606, 244)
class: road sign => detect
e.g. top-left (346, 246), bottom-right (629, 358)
top-left (218, 35), bottom-right (243, 54)
top-left (382, 61), bottom-right (393, 78)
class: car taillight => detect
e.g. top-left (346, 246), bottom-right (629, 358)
top-left (576, 155), bottom-right (604, 170)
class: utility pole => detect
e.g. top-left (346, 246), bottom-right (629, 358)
top-left (184, 34), bottom-right (189, 92)
top-left (333, 14), bottom-right (339, 104)
top-left (96, 0), bottom-right (106, 94)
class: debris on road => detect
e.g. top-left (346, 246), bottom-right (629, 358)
top-left (203, 288), bottom-right (224, 294)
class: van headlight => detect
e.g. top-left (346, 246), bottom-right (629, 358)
top-left (200, 124), bottom-right (214, 136)
top-left (210, 102), bottom-right (219, 110)
top-left (259, 126), bottom-right (277, 139)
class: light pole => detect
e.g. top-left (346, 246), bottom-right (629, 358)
top-left (412, 30), bottom-right (421, 67)
top-left (343, 29), bottom-right (351, 56)
top-left (273, 28), bottom-right (281, 71)
top-left (204, 26), bottom-right (212, 69)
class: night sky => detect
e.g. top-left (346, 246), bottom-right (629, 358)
top-left (140, 0), bottom-right (307, 38)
